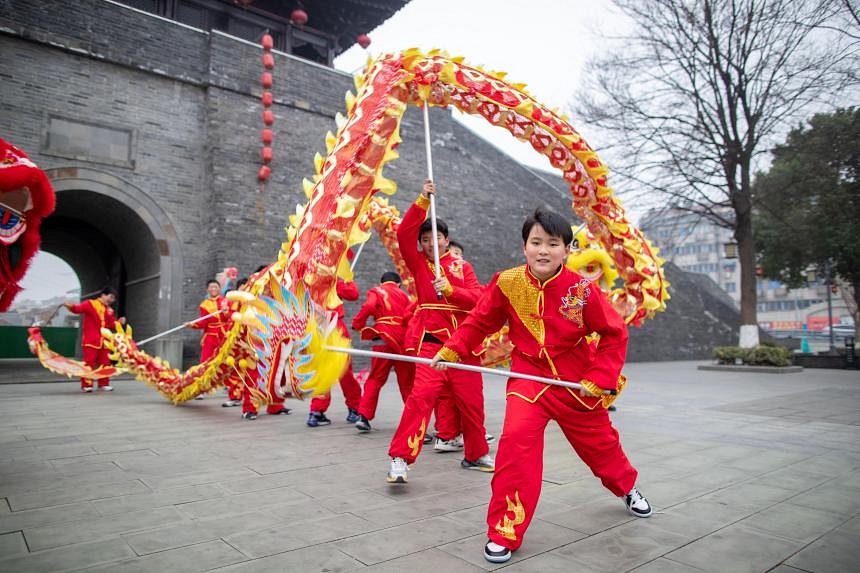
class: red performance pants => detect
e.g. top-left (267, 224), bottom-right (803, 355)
top-left (357, 344), bottom-right (414, 421)
top-left (81, 346), bottom-right (111, 389)
top-left (199, 334), bottom-right (222, 363)
top-left (388, 342), bottom-right (488, 464)
top-left (433, 391), bottom-right (461, 440)
top-left (487, 384), bottom-right (637, 551)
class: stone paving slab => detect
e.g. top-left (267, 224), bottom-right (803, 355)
top-left (0, 360), bottom-right (857, 572)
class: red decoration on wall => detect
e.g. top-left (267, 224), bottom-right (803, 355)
top-left (258, 165), bottom-right (271, 181)
top-left (261, 146), bottom-right (273, 163)
top-left (357, 34), bottom-right (371, 49)
top-left (262, 53), bottom-right (274, 69)
top-left (261, 91), bottom-right (273, 106)
top-left (261, 128), bottom-right (273, 144)
top-left (262, 110), bottom-right (274, 125)
top-left (261, 34), bottom-right (273, 50)
top-left (261, 72), bottom-right (273, 88)
top-left (258, 33), bottom-right (276, 190)
top-left (290, 9), bottom-right (308, 25)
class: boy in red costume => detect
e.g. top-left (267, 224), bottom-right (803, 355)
top-left (386, 180), bottom-right (491, 484)
top-left (65, 286), bottom-right (124, 392)
top-left (432, 209), bottom-right (651, 564)
top-left (306, 277), bottom-right (363, 426)
top-left (187, 279), bottom-right (229, 363)
top-left (351, 271), bottom-right (414, 432)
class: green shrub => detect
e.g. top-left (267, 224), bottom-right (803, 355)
top-left (713, 345), bottom-right (792, 367)
top-left (714, 346), bottom-right (748, 364)
top-left (745, 345), bottom-right (792, 367)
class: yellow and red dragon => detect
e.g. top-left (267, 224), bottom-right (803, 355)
top-left (30, 49), bottom-right (669, 407)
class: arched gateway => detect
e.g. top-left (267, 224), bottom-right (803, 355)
top-left (43, 167), bottom-right (184, 365)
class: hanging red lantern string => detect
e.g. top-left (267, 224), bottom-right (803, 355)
top-left (357, 34), bottom-right (371, 49)
top-left (258, 33), bottom-right (275, 185)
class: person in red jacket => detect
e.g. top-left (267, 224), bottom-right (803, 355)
top-left (351, 272), bottom-right (414, 432)
top-left (65, 286), bottom-right (124, 392)
top-left (385, 180), bottom-right (492, 484)
top-left (306, 277), bottom-right (363, 426)
top-left (431, 208), bottom-right (651, 564)
top-left (186, 279), bottom-right (229, 363)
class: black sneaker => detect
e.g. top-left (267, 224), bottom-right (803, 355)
top-left (307, 411), bottom-right (331, 427)
top-left (242, 412), bottom-right (257, 420)
top-left (346, 409), bottom-right (359, 423)
top-left (624, 487), bottom-right (652, 517)
top-left (355, 415), bottom-right (372, 432)
top-left (269, 407), bottom-right (291, 415)
top-left (484, 540), bottom-right (512, 563)
top-left (423, 433), bottom-right (434, 445)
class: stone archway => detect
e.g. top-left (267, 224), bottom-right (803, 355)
top-left (43, 167), bottom-right (184, 365)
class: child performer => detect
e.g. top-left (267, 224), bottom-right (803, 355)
top-left (65, 286), bottom-right (124, 392)
top-left (386, 180), bottom-right (491, 484)
top-left (431, 208), bottom-right (651, 564)
top-left (351, 272), bottom-right (414, 432)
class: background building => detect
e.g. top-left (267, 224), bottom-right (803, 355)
top-left (639, 207), bottom-right (852, 334)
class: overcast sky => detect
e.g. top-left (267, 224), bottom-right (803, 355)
top-left (335, 0), bottom-right (625, 171)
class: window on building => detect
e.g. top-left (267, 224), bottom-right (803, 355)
top-left (725, 282), bottom-right (736, 292)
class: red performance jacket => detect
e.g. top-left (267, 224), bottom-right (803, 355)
top-left (189, 296), bottom-right (229, 345)
top-left (441, 264), bottom-right (628, 409)
top-left (332, 278), bottom-right (359, 320)
top-left (68, 299), bottom-right (117, 349)
top-left (351, 281), bottom-right (412, 353)
top-left (396, 195), bottom-right (483, 355)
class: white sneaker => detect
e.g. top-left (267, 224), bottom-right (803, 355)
top-left (453, 434), bottom-right (464, 448)
top-left (462, 454), bottom-right (495, 472)
top-left (81, 387), bottom-right (93, 393)
top-left (623, 487), bottom-right (652, 517)
top-left (484, 540), bottom-right (512, 563)
top-left (221, 399), bottom-right (241, 407)
top-left (101, 386), bottom-right (113, 392)
top-left (387, 457), bottom-right (408, 483)
top-left (434, 437), bottom-right (463, 452)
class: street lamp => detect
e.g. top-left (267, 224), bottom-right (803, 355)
top-left (723, 242), bottom-right (738, 259)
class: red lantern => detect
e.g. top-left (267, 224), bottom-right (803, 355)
top-left (261, 128), bottom-right (273, 144)
top-left (261, 72), bottom-right (273, 88)
top-left (290, 9), bottom-right (308, 25)
top-left (258, 165), bottom-right (271, 181)
top-left (261, 34), bottom-right (273, 50)
top-left (262, 109), bottom-right (274, 125)
top-left (262, 53), bottom-right (274, 69)
top-left (357, 34), bottom-right (371, 49)
top-left (261, 146), bottom-right (273, 163)
top-left (261, 91), bottom-right (273, 106)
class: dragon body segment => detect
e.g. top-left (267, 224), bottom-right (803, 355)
top-left (76, 49), bottom-right (668, 403)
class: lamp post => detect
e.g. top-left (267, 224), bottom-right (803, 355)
top-left (825, 260), bottom-right (836, 353)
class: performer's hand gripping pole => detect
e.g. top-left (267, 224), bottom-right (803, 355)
top-left (136, 310), bottom-right (223, 346)
top-left (325, 346), bottom-right (617, 395)
top-left (422, 102), bottom-right (443, 300)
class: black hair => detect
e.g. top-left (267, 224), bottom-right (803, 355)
top-left (237, 277), bottom-right (249, 288)
top-left (418, 217), bottom-right (449, 238)
top-left (254, 265), bottom-right (267, 273)
top-left (522, 209), bottom-right (573, 245)
top-left (100, 286), bottom-right (118, 297)
top-left (448, 239), bottom-right (464, 252)
top-left (381, 272), bottom-right (401, 284)
top-left (207, 279), bottom-right (220, 287)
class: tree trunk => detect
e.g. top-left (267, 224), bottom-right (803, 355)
top-left (736, 206), bottom-right (759, 347)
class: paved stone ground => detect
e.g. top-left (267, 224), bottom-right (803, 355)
top-left (0, 361), bottom-right (857, 572)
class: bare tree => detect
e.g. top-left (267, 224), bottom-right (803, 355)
top-left (575, 0), bottom-right (856, 346)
